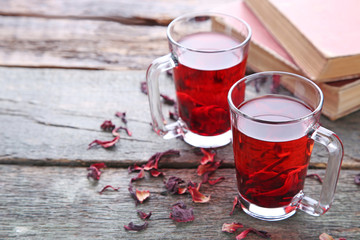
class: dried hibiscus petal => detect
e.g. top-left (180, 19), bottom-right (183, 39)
top-left (230, 196), bottom-right (241, 216)
top-left (354, 173), bottom-right (360, 185)
top-left (136, 189), bottom-right (150, 203)
top-left (128, 164), bottom-right (143, 173)
top-left (128, 184), bottom-right (150, 204)
top-left (112, 126), bottom-right (132, 137)
top-left (208, 176), bottom-right (225, 185)
top-left (169, 111), bottom-right (179, 121)
top-left (124, 221), bottom-right (148, 232)
top-left (164, 176), bottom-right (185, 194)
top-left (200, 148), bottom-right (216, 165)
top-left (319, 233), bottom-right (334, 240)
top-left (91, 162), bottom-right (107, 169)
top-left (87, 162), bottom-right (106, 180)
top-left (306, 173), bottom-right (323, 184)
top-left (87, 166), bottom-right (101, 180)
top-left (170, 201), bottom-right (194, 223)
top-left (236, 228), bottom-right (271, 240)
top-left (150, 169), bottom-right (164, 177)
top-left (140, 81), bottom-right (148, 95)
top-left (115, 111), bottom-right (128, 124)
top-left (88, 136), bottom-right (120, 149)
top-left (99, 185), bottom-right (120, 194)
top-left (197, 160), bottom-right (222, 176)
top-left (131, 168), bottom-right (145, 182)
top-left (100, 120), bottom-right (115, 131)
top-left (143, 149), bottom-right (180, 171)
top-left (137, 210), bottom-right (152, 220)
top-left (160, 94), bottom-right (176, 106)
top-left (188, 184), bottom-right (211, 203)
top-left (177, 187), bottom-right (187, 195)
top-left (197, 160), bottom-right (222, 184)
top-left (222, 222), bottom-right (243, 233)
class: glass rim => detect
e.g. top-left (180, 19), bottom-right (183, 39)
top-left (227, 71), bottom-right (324, 124)
top-left (167, 11), bottom-right (252, 53)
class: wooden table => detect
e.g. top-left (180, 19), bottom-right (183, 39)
top-left (0, 1), bottom-right (359, 239)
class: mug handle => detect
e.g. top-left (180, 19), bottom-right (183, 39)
top-left (298, 126), bottom-right (344, 216)
top-left (146, 53), bottom-right (180, 139)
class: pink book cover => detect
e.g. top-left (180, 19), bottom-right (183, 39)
top-left (267, 0), bottom-right (360, 58)
top-left (216, 0), bottom-right (300, 72)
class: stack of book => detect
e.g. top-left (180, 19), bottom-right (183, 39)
top-left (217, 0), bottom-right (360, 120)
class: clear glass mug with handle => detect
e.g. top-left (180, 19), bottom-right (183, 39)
top-left (228, 71), bottom-right (344, 221)
top-left (146, 12), bottom-right (251, 148)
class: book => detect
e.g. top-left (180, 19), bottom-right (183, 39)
top-left (244, 0), bottom-right (360, 82)
top-left (319, 78), bottom-right (360, 120)
top-left (216, 1), bottom-right (302, 75)
top-left (215, 0), bottom-right (360, 120)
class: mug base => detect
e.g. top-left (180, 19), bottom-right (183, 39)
top-left (183, 130), bottom-right (232, 148)
top-left (239, 192), bottom-right (304, 221)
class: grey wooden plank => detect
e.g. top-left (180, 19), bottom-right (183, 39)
top-left (0, 0), bottom-right (237, 25)
top-left (0, 16), bottom-right (168, 70)
top-left (0, 165), bottom-right (359, 239)
top-left (0, 67), bottom-right (359, 168)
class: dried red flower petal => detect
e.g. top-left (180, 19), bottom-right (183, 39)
top-left (236, 228), bottom-right (271, 240)
top-left (306, 173), bottom-right (323, 184)
top-left (170, 201), bottom-right (194, 223)
top-left (140, 81), bottom-right (148, 95)
top-left (200, 148), bottom-right (216, 165)
top-left (88, 136), bottom-right (120, 149)
top-left (187, 180), bottom-right (198, 189)
top-left (320, 233), bottom-right (346, 240)
top-left (124, 221), bottom-right (148, 232)
top-left (177, 187), bottom-right (187, 195)
top-left (222, 222), bottom-right (243, 233)
top-left (164, 176), bottom-right (185, 194)
top-left (87, 166), bottom-right (101, 180)
top-left (160, 94), bottom-right (176, 106)
top-left (115, 111), bottom-right (128, 124)
top-left (137, 210), bottom-right (152, 220)
top-left (99, 185), bottom-right (120, 194)
top-left (112, 126), bottom-right (132, 137)
top-left (91, 163), bottom-right (107, 169)
top-left (128, 164), bottom-right (143, 173)
top-left (208, 176), bottom-right (225, 185)
top-left (143, 149), bottom-right (180, 171)
top-left (230, 196), bottom-right (241, 216)
top-left (136, 189), bottom-right (150, 203)
top-left (128, 184), bottom-right (150, 204)
top-left (131, 168), bottom-right (145, 182)
top-left (354, 173), bottom-right (360, 185)
top-left (188, 184), bottom-right (211, 203)
top-left (150, 169), bottom-right (164, 177)
top-left (319, 233), bottom-right (334, 240)
top-left (87, 163), bottom-right (107, 180)
top-left (198, 160), bottom-right (222, 184)
top-left (100, 120), bottom-right (115, 131)
top-left (197, 160), bottom-right (222, 176)
top-left (169, 111), bottom-right (179, 121)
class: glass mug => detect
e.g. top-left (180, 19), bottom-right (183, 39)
top-left (146, 12), bottom-right (251, 148)
top-left (228, 72), bottom-right (344, 221)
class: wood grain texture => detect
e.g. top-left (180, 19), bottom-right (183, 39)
top-left (0, 16), bottom-right (168, 70)
top-left (0, 0), bottom-right (237, 25)
top-left (0, 165), bottom-right (359, 239)
top-left (0, 67), bottom-right (359, 168)
top-left (0, 0), bottom-right (235, 70)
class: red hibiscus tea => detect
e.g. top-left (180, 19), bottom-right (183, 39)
top-left (228, 72), bottom-right (343, 221)
top-left (232, 95), bottom-right (315, 208)
top-left (173, 32), bottom-right (247, 136)
top-left (147, 13), bottom-right (251, 148)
